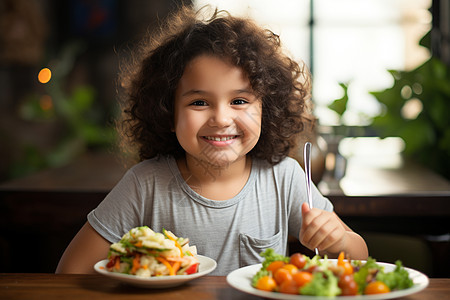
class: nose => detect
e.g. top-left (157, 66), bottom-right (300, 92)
top-left (208, 104), bottom-right (233, 128)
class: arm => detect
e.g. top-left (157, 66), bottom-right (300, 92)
top-left (299, 202), bottom-right (368, 260)
top-left (55, 222), bottom-right (111, 274)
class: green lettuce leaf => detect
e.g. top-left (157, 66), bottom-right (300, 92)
top-left (300, 269), bottom-right (341, 296)
top-left (259, 248), bottom-right (289, 270)
top-left (251, 269), bottom-right (270, 287)
top-left (376, 260), bottom-right (413, 291)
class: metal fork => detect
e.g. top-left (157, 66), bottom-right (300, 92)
top-left (304, 142), bottom-right (319, 255)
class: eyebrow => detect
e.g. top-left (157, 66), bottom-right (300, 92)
top-left (180, 90), bottom-right (207, 97)
top-left (180, 88), bottom-right (254, 97)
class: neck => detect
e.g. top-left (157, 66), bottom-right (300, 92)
top-left (176, 155), bottom-right (252, 200)
top-left (182, 155), bottom-right (250, 184)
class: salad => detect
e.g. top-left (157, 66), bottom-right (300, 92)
top-left (105, 226), bottom-right (199, 277)
top-left (252, 249), bottom-right (413, 296)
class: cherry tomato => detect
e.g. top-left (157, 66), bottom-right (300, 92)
top-left (266, 260), bottom-right (285, 275)
top-left (255, 276), bottom-right (277, 292)
top-left (274, 268), bottom-right (293, 285)
top-left (290, 253), bottom-right (306, 269)
top-left (364, 281), bottom-right (390, 294)
top-left (338, 274), bottom-right (358, 296)
top-left (292, 271), bottom-right (313, 287)
top-left (282, 264), bottom-right (299, 275)
top-left (337, 251), bottom-right (354, 275)
top-left (341, 262), bottom-right (354, 275)
top-left (278, 279), bottom-right (299, 294)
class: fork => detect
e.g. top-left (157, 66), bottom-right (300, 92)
top-left (304, 142), bottom-right (319, 255)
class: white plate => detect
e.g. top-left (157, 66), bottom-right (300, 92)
top-left (226, 260), bottom-right (429, 300)
top-left (94, 255), bottom-right (217, 288)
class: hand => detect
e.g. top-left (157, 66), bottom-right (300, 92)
top-left (299, 202), bottom-right (347, 254)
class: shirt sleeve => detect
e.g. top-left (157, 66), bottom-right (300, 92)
top-left (87, 167), bottom-right (145, 243)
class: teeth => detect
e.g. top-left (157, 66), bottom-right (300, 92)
top-left (204, 136), bottom-right (236, 141)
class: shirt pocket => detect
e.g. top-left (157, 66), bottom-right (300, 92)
top-left (239, 231), bottom-right (285, 268)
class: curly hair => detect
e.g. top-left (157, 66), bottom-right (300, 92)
top-left (117, 5), bottom-right (312, 165)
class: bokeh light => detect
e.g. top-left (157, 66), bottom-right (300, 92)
top-left (401, 98), bottom-right (423, 120)
top-left (38, 68), bottom-right (52, 84)
top-left (39, 94), bottom-right (53, 111)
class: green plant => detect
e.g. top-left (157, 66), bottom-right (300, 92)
top-left (328, 82), bottom-right (349, 119)
top-left (10, 42), bottom-right (117, 178)
top-left (326, 81), bottom-right (368, 138)
top-left (369, 54), bottom-right (450, 179)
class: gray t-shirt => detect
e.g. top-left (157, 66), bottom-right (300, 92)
top-left (88, 155), bottom-right (333, 275)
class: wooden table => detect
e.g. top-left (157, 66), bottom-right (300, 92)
top-left (0, 274), bottom-right (448, 300)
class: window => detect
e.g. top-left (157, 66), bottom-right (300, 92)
top-left (194, 0), bottom-right (431, 127)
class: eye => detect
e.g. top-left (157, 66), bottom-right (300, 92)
top-left (190, 100), bottom-right (207, 106)
top-left (231, 98), bottom-right (249, 105)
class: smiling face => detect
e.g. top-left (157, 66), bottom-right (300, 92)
top-left (174, 55), bottom-right (262, 169)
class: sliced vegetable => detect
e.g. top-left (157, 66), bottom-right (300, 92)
top-left (156, 256), bottom-right (173, 275)
top-left (163, 228), bottom-right (184, 257)
top-left (114, 257), bottom-right (121, 271)
top-left (171, 261), bottom-right (181, 276)
top-left (131, 254), bottom-right (141, 274)
top-left (184, 263), bottom-right (199, 275)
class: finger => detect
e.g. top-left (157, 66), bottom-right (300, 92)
top-left (301, 203), bottom-right (320, 227)
top-left (300, 211), bottom-right (328, 248)
top-left (301, 202), bottom-right (310, 215)
top-left (306, 216), bottom-right (338, 250)
top-left (307, 224), bottom-right (331, 249)
top-left (317, 224), bottom-right (346, 252)
top-left (314, 222), bottom-right (342, 251)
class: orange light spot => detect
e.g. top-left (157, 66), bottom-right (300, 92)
top-left (39, 95), bottom-right (53, 111)
top-left (38, 68), bottom-right (52, 84)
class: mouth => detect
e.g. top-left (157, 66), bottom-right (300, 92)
top-left (202, 135), bottom-right (239, 142)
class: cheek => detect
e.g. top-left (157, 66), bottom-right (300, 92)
top-left (240, 106), bottom-right (262, 139)
top-left (175, 111), bottom-right (202, 137)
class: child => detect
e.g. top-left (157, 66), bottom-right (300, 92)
top-left (56, 5), bottom-right (367, 275)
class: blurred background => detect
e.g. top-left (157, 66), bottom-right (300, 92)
top-left (0, 0), bottom-right (189, 180)
top-left (0, 0), bottom-right (449, 277)
top-left (1, 0), bottom-right (449, 181)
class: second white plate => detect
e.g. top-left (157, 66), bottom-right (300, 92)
top-left (226, 260), bottom-right (429, 300)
